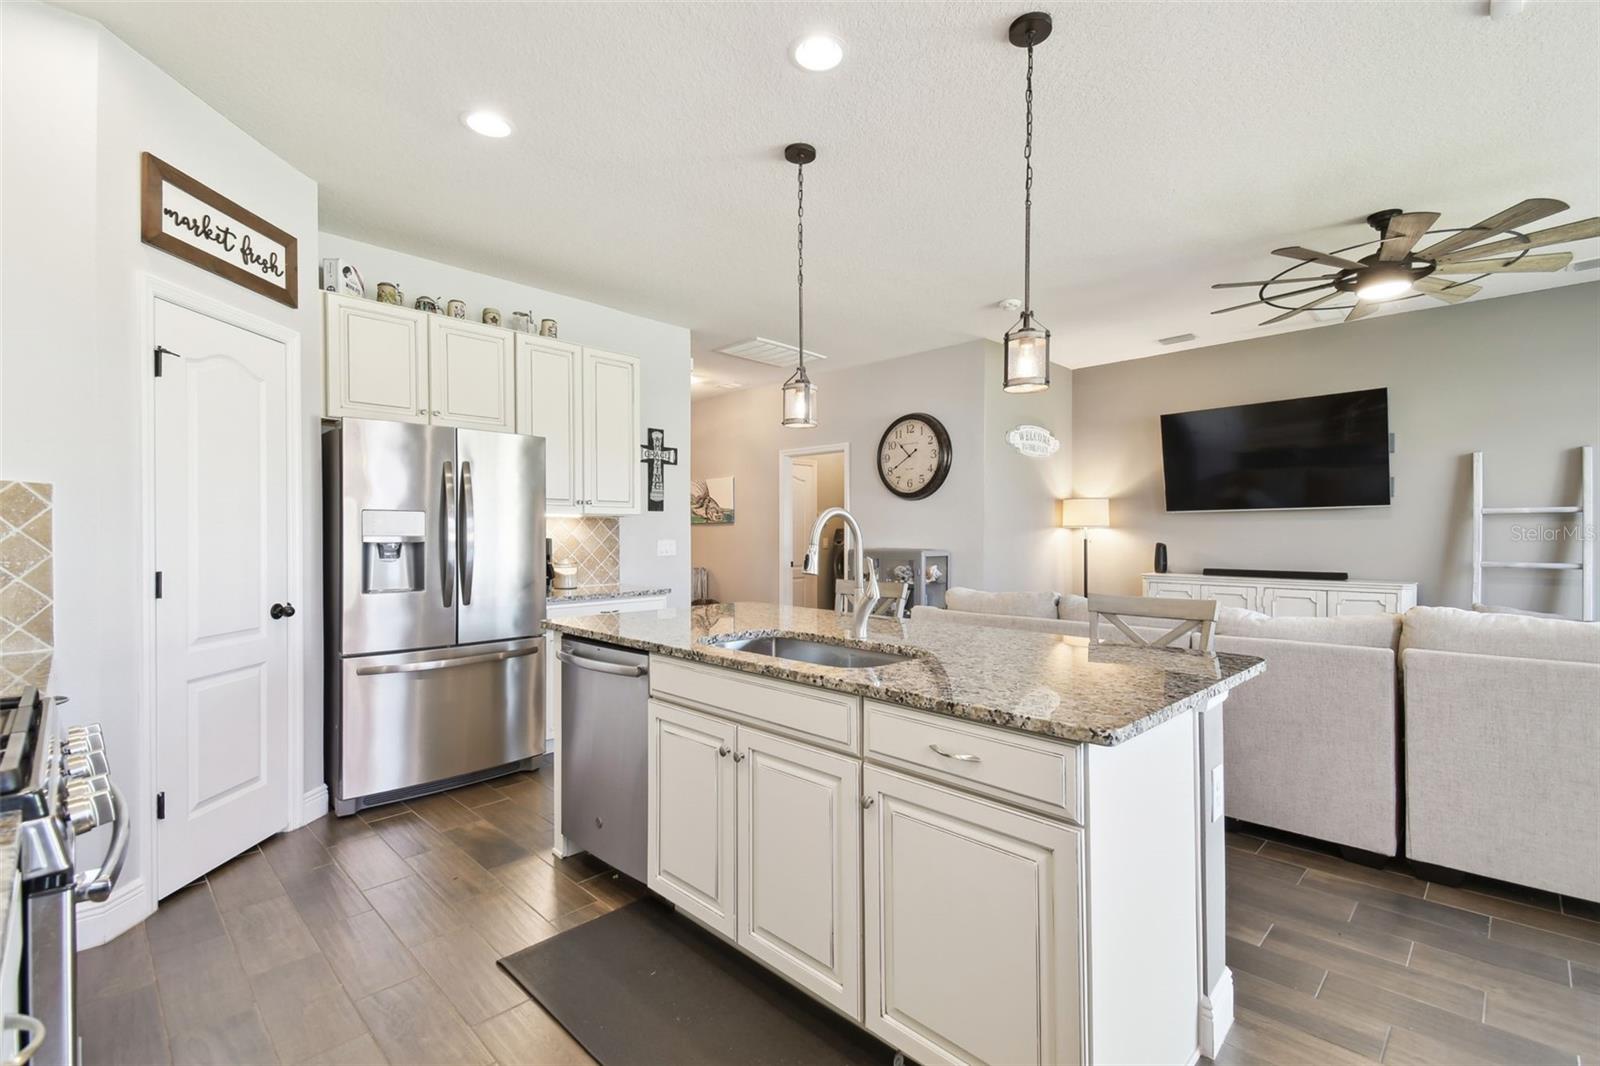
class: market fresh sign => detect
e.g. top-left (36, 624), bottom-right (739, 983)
top-left (140, 153), bottom-right (298, 308)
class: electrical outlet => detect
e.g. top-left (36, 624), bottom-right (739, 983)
top-left (656, 539), bottom-right (677, 557)
top-left (1210, 766), bottom-right (1225, 823)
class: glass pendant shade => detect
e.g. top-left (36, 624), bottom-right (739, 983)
top-left (781, 364), bottom-right (817, 427)
top-left (1003, 319), bottom-right (1051, 393)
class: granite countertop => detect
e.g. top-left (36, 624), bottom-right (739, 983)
top-left (548, 584), bottom-right (672, 604)
top-left (545, 602), bottom-right (1265, 746)
top-left (0, 811), bottom-right (20, 939)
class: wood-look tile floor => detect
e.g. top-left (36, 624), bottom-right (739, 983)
top-left (80, 772), bottom-right (1600, 1065)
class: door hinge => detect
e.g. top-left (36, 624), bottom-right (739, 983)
top-left (153, 345), bottom-right (183, 377)
top-left (156, 791), bottom-right (166, 820)
top-left (154, 571), bottom-right (163, 599)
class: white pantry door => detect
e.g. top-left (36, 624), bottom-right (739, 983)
top-left (789, 462), bottom-right (818, 608)
top-left (153, 297), bottom-right (291, 899)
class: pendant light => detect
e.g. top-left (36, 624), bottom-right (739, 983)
top-left (1003, 12), bottom-right (1053, 393)
top-left (781, 142), bottom-right (818, 427)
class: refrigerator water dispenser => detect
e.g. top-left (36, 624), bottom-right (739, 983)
top-left (361, 509), bottom-right (426, 593)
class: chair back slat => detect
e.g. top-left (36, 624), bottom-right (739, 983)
top-left (1087, 594), bottom-right (1218, 653)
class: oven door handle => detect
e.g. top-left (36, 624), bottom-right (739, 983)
top-left (73, 781), bottom-right (129, 904)
top-left (1, 1014), bottom-right (45, 1066)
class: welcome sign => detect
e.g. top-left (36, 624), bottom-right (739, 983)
top-left (140, 153), bottom-right (298, 308)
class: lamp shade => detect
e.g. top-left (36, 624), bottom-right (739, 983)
top-left (1060, 497), bottom-right (1110, 529)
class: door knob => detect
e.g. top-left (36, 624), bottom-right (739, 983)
top-left (270, 603), bottom-right (296, 620)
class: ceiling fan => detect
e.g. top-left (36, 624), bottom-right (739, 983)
top-left (1212, 199), bottom-right (1600, 325)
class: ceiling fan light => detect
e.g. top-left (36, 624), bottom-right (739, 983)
top-left (1356, 276), bottom-right (1414, 302)
top-left (1003, 320), bottom-right (1051, 393)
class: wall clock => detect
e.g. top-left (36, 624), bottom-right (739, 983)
top-left (877, 413), bottom-right (952, 500)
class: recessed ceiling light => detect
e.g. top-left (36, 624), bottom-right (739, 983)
top-left (791, 34), bottom-right (843, 72)
top-left (462, 110), bottom-right (513, 138)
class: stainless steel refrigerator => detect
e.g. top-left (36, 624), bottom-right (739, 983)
top-left (324, 418), bottom-right (546, 815)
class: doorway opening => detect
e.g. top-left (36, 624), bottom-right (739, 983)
top-left (777, 444), bottom-right (850, 608)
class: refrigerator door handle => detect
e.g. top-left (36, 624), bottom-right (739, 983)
top-left (441, 459), bottom-right (457, 607)
top-left (460, 460), bottom-right (475, 605)
top-left (355, 644), bottom-right (539, 676)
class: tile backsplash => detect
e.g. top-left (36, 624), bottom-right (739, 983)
top-left (0, 481), bottom-right (54, 696)
top-left (548, 516), bottom-right (620, 586)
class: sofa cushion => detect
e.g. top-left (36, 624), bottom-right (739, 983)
top-left (1214, 606), bottom-right (1400, 650)
top-left (1058, 594), bottom-right (1089, 621)
top-left (944, 587), bottom-right (1058, 619)
top-left (1401, 605), bottom-right (1600, 665)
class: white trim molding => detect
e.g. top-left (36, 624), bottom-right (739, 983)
top-left (775, 442), bottom-right (851, 607)
top-left (74, 877), bottom-right (153, 950)
top-left (1199, 966), bottom-right (1235, 1058)
top-left (298, 784), bottom-right (329, 829)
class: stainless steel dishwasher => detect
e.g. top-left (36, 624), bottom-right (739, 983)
top-left (557, 638), bottom-right (649, 882)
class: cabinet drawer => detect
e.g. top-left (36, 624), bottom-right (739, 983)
top-left (1201, 583), bottom-right (1258, 612)
top-left (865, 702), bottom-right (1081, 823)
top-left (650, 656), bottom-right (860, 751)
top-left (1262, 587), bottom-right (1327, 617)
top-left (1330, 589), bottom-right (1399, 616)
top-left (1145, 582), bottom-right (1197, 600)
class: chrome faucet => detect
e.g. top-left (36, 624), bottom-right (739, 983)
top-left (801, 507), bottom-right (879, 639)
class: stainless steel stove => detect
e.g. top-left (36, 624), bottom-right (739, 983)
top-left (1, 684), bottom-right (126, 1066)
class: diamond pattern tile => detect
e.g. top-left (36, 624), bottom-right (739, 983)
top-left (0, 480), bottom-right (53, 697)
top-left (548, 517), bottom-right (620, 587)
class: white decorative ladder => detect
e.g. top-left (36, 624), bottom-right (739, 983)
top-left (1472, 446), bottom-right (1594, 621)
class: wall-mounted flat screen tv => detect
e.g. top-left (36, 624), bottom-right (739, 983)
top-left (1160, 388), bottom-right (1391, 512)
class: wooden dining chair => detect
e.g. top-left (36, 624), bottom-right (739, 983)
top-left (1088, 594), bottom-right (1220, 653)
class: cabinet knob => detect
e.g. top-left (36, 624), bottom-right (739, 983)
top-left (433, 410), bottom-right (441, 416)
top-left (861, 795), bottom-right (875, 809)
top-left (732, 751), bottom-right (745, 763)
top-left (717, 745), bottom-right (730, 758)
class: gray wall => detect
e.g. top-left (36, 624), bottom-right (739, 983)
top-left (692, 339), bottom-right (1076, 602)
top-left (1071, 283), bottom-right (1600, 616)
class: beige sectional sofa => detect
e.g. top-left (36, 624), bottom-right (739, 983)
top-left (918, 589), bottom-right (1600, 901)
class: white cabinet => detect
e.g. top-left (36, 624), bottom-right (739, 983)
top-left (647, 700), bottom-right (738, 937)
top-left (863, 766), bottom-right (1084, 1066)
top-left (323, 294), bottom-right (428, 423)
top-left (515, 336), bottom-right (582, 514)
top-left (515, 339), bottom-right (641, 516)
top-left (737, 729), bottom-right (861, 1016)
top-left (427, 317), bottom-right (515, 431)
top-left (1142, 573), bottom-right (1416, 618)
top-left (582, 347), bottom-right (641, 515)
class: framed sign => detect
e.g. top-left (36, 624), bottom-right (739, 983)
top-left (140, 152), bottom-right (298, 308)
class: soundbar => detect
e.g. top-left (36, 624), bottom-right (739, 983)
top-left (1202, 567), bottom-right (1349, 581)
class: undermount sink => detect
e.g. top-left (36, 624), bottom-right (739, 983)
top-left (710, 635), bottom-right (916, 669)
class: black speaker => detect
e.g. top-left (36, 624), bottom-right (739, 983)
top-left (1154, 542), bottom-right (1168, 574)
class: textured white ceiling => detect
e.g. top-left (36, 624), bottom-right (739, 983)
top-left (61, 0), bottom-right (1600, 387)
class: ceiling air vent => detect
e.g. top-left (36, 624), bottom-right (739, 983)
top-left (1571, 257), bottom-right (1600, 272)
top-left (714, 337), bottom-right (828, 368)
top-left (1157, 333), bottom-right (1196, 346)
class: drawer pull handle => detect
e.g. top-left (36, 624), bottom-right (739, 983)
top-left (929, 744), bottom-right (981, 763)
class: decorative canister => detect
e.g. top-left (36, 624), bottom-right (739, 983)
top-left (551, 561), bottom-right (579, 590)
top-left (446, 299), bottom-right (467, 319)
top-left (539, 318), bottom-right (558, 338)
top-left (510, 311), bottom-right (532, 333)
top-left (414, 296), bottom-right (441, 314)
top-left (482, 307), bottom-right (503, 326)
top-left (375, 282), bottom-right (402, 305)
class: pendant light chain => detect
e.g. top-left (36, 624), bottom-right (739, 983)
top-left (796, 160), bottom-right (805, 371)
top-left (1023, 40), bottom-right (1034, 317)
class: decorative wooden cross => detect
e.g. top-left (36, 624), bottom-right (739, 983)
top-left (640, 428), bottom-right (678, 512)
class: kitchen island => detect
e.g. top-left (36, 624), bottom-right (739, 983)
top-left (545, 602), bottom-right (1264, 1066)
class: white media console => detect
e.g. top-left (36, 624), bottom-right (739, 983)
top-left (1141, 572), bottom-right (1418, 618)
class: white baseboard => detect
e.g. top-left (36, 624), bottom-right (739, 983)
top-left (1199, 966), bottom-right (1235, 1059)
top-left (75, 876), bottom-right (153, 950)
top-left (297, 784), bottom-right (329, 828)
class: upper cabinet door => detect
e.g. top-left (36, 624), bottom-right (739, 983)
top-left (515, 335), bottom-right (583, 516)
top-left (582, 347), bottom-right (641, 515)
top-left (427, 317), bottom-right (515, 432)
top-left (324, 294), bottom-right (428, 423)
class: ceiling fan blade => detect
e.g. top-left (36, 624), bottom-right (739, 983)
top-left (1260, 292), bottom-right (1340, 325)
top-left (1212, 282), bottom-right (1335, 315)
top-left (1345, 301), bottom-right (1383, 323)
top-left (1272, 246), bottom-right (1364, 271)
top-left (1377, 212), bottom-right (1440, 261)
top-left (1415, 198), bottom-right (1570, 259)
top-left (1432, 252), bottom-right (1573, 274)
top-left (1212, 275), bottom-right (1338, 289)
top-left (1434, 218), bottom-right (1600, 264)
top-left (1413, 278), bottom-right (1482, 303)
